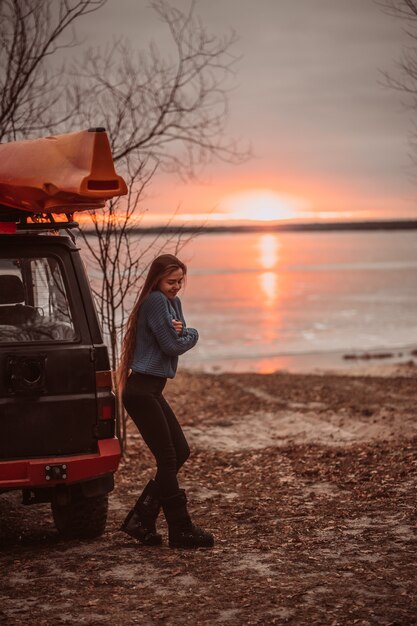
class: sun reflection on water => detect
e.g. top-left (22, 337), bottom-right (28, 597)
top-left (259, 271), bottom-right (278, 306)
top-left (258, 233), bottom-right (280, 269)
top-left (257, 234), bottom-right (280, 306)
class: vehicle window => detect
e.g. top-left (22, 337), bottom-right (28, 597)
top-left (0, 256), bottom-right (77, 343)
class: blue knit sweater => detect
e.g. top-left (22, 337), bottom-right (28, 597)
top-left (131, 290), bottom-right (199, 379)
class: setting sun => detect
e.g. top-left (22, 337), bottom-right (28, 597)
top-left (220, 189), bottom-right (309, 222)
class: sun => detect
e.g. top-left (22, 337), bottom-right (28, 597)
top-left (220, 189), bottom-right (308, 222)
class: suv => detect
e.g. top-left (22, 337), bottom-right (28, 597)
top-left (0, 129), bottom-right (125, 539)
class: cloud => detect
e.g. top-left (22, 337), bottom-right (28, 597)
top-left (73, 0), bottom-right (416, 217)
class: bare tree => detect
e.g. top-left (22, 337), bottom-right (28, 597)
top-left (80, 185), bottom-right (200, 447)
top-left (0, 0), bottom-right (106, 142)
top-left (71, 0), bottom-right (245, 175)
top-left (0, 0), bottom-right (248, 449)
top-left (73, 0), bottom-right (248, 448)
top-left (73, 0), bottom-right (246, 352)
top-left (378, 1), bottom-right (417, 161)
top-left (378, 0), bottom-right (417, 17)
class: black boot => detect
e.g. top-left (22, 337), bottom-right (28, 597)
top-left (121, 479), bottom-right (162, 545)
top-left (161, 489), bottom-right (214, 549)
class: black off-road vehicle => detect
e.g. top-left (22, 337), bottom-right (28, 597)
top-left (0, 129), bottom-right (126, 538)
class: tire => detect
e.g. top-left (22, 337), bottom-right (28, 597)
top-left (51, 493), bottom-right (108, 539)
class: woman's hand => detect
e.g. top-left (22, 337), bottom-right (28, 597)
top-left (172, 319), bottom-right (183, 335)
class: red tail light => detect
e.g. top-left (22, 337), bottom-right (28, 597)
top-left (0, 222), bottom-right (17, 234)
top-left (96, 371), bottom-right (115, 421)
top-left (98, 397), bottom-right (115, 421)
top-left (96, 371), bottom-right (113, 388)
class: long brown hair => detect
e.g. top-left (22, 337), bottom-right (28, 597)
top-left (117, 254), bottom-right (187, 393)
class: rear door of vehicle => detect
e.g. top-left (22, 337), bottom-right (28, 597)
top-left (0, 236), bottom-right (98, 460)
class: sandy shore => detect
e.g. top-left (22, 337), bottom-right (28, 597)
top-left (1, 365), bottom-right (416, 625)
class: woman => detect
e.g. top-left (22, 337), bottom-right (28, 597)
top-left (118, 254), bottom-right (213, 549)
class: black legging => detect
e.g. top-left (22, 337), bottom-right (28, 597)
top-left (122, 372), bottom-right (190, 498)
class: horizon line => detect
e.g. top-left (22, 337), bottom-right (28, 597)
top-left (81, 217), bottom-right (417, 234)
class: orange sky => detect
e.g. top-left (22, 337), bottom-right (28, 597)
top-left (137, 165), bottom-right (415, 226)
top-left (74, 1), bottom-right (417, 226)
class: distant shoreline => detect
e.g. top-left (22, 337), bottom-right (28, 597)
top-left (183, 345), bottom-right (417, 376)
top-left (82, 218), bottom-right (417, 235)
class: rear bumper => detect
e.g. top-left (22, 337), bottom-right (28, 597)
top-left (0, 438), bottom-right (121, 490)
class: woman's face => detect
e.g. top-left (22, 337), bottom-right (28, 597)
top-left (158, 268), bottom-right (184, 300)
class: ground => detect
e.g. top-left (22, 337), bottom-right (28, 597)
top-left (0, 366), bottom-right (416, 625)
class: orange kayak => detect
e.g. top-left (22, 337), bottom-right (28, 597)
top-left (0, 128), bottom-right (127, 214)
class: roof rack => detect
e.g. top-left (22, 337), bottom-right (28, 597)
top-left (0, 208), bottom-right (79, 236)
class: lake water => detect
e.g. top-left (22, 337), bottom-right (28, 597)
top-left (85, 229), bottom-right (417, 373)
top-left (170, 230), bottom-right (417, 372)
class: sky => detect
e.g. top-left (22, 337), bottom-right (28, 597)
top-left (74, 0), bottom-right (417, 224)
